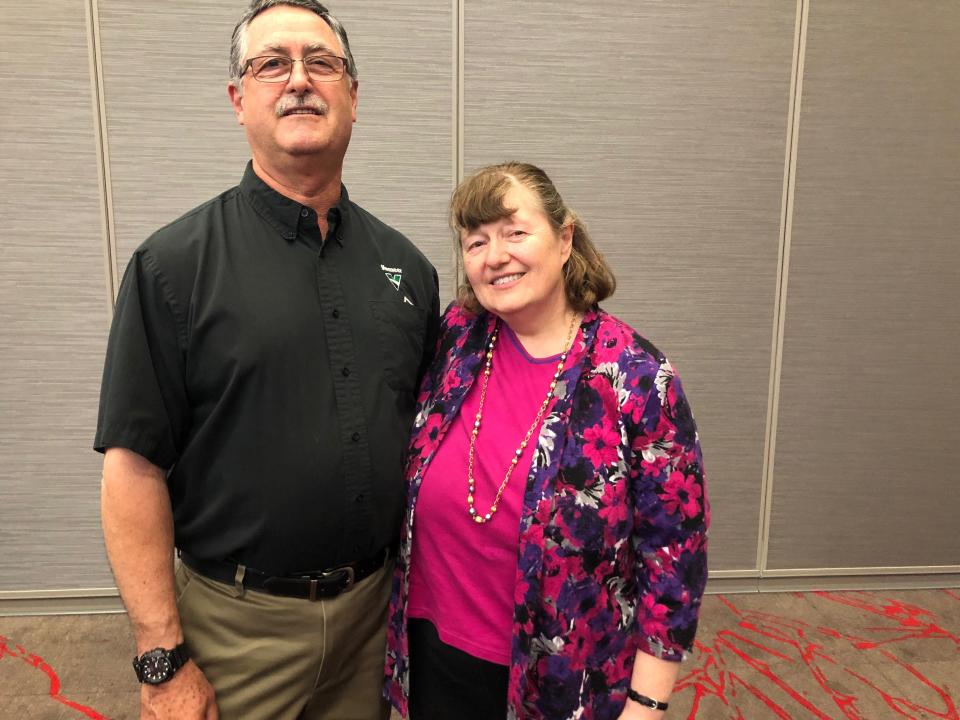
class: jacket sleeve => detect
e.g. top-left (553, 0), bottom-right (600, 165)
top-left (625, 354), bottom-right (709, 662)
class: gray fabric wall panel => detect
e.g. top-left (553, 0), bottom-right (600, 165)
top-left (98, 1), bottom-right (252, 272)
top-left (463, 1), bottom-right (797, 570)
top-left (0, 3), bottom-right (114, 590)
top-left (336, 1), bottom-right (455, 296)
top-left (99, 0), bottom-right (454, 287)
top-left (768, 3), bottom-right (960, 569)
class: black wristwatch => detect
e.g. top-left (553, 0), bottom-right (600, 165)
top-left (627, 688), bottom-right (669, 710)
top-left (132, 642), bottom-right (190, 685)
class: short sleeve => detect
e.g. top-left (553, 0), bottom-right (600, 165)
top-left (93, 249), bottom-right (189, 470)
top-left (626, 357), bottom-right (709, 662)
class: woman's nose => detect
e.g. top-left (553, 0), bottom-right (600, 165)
top-left (485, 237), bottom-right (510, 266)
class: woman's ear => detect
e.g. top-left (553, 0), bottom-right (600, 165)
top-left (560, 221), bottom-right (574, 262)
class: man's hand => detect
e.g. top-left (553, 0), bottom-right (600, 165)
top-left (141, 660), bottom-right (217, 720)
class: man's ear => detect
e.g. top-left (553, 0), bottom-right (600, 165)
top-left (350, 79), bottom-right (359, 123)
top-left (227, 81), bottom-right (245, 125)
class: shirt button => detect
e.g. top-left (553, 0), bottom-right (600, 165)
top-left (354, 494), bottom-right (364, 503)
top-left (332, 308), bottom-right (340, 319)
top-left (300, 208), bottom-right (310, 217)
top-left (351, 432), bottom-right (360, 442)
top-left (342, 366), bottom-right (350, 377)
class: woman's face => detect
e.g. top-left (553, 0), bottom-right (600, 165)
top-left (460, 183), bottom-right (573, 327)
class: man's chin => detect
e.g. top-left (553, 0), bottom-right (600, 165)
top-left (277, 139), bottom-right (334, 158)
top-left (278, 134), bottom-right (350, 160)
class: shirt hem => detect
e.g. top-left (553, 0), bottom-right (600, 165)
top-left (407, 606), bottom-right (510, 666)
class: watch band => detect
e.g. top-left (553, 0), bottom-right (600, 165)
top-left (167, 642), bottom-right (189, 672)
top-left (627, 688), bottom-right (669, 710)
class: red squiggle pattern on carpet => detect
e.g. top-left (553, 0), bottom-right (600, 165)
top-left (675, 589), bottom-right (960, 719)
top-left (1, 590), bottom-right (957, 719)
top-left (0, 635), bottom-right (107, 720)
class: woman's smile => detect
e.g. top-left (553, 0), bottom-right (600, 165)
top-left (491, 273), bottom-right (525, 287)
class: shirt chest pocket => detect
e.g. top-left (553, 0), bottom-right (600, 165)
top-left (369, 300), bottom-right (427, 393)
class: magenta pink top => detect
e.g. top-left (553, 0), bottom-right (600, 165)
top-left (407, 323), bottom-right (569, 665)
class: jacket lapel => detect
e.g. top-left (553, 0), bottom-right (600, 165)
top-left (409, 310), bottom-right (497, 480)
top-left (518, 308), bottom-right (603, 523)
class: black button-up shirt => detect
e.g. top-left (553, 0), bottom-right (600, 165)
top-left (95, 163), bottom-right (440, 574)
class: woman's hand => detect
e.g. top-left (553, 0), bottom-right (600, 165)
top-left (617, 705), bottom-right (664, 720)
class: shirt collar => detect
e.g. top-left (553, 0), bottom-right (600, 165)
top-left (239, 161), bottom-right (350, 245)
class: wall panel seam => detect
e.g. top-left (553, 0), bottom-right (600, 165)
top-left (5, 571), bottom-right (956, 615)
top-left (450, 0), bottom-right (465, 300)
top-left (454, 0), bottom-right (464, 186)
top-left (84, 0), bottom-right (120, 312)
top-left (757, 0), bottom-right (809, 575)
top-left (763, 566), bottom-right (960, 577)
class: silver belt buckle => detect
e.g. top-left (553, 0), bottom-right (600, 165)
top-left (319, 565), bottom-right (355, 596)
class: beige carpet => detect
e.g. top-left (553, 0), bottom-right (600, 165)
top-left (1, 589), bottom-right (957, 719)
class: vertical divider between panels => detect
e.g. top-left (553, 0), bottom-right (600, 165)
top-left (450, 0), bottom-right (465, 300)
top-left (84, 0), bottom-right (120, 316)
top-left (757, 0), bottom-right (810, 575)
top-left (454, 0), bottom-right (464, 185)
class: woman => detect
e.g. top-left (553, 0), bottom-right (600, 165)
top-left (385, 162), bottom-right (709, 719)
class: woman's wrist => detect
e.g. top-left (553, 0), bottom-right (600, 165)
top-left (627, 688), bottom-right (669, 710)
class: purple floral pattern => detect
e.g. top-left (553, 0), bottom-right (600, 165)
top-left (385, 304), bottom-right (709, 719)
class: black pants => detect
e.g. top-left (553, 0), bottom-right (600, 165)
top-left (408, 618), bottom-right (509, 720)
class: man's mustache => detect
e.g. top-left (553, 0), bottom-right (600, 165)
top-left (275, 96), bottom-right (329, 118)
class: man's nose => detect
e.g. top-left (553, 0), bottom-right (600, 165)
top-left (285, 59), bottom-right (312, 92)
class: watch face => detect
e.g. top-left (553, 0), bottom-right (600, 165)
top-left (139, 650), bottom-right (173, 684)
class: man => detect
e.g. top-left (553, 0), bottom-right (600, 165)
top-left (94, 1), bottom-right (439, 718)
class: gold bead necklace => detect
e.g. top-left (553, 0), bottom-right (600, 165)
top-left (466, 313), bottom-right (579, 524)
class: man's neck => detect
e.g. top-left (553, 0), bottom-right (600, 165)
top-left (251, 156), bottom-right (343, 221)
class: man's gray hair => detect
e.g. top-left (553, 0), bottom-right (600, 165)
top-left (229, 0), bottom-right (357, 89)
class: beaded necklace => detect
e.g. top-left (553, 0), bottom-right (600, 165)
top-left (466, 313), bottom-right (579, 524)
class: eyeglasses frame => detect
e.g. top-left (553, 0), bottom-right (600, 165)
top-left (241, 54), bottom-right (350, 83)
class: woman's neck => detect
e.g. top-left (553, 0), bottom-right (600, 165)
top-left (501, 303), bottom-right (578, 358)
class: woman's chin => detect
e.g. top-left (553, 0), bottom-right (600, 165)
top-left (477, 299), bottom-right (522, 322)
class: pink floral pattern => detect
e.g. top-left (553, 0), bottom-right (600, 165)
top-left (582, 424), bottom-right (622, 468)
top-left (660, 470), bottom-right (704, 520)
top-left (385, 304), bottom-right (709, 719)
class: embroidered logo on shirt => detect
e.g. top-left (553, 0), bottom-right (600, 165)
top-left (381, 264), bottom-right (402, 291)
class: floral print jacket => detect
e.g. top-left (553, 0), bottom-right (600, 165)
top-left (384, 304), bottom-right (709, 720)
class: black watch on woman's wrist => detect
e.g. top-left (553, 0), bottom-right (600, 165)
top-left (627, 688), bottom-right (669, 710)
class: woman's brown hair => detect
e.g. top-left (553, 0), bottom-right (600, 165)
top-left (450, 162), bottom-right (616, 314)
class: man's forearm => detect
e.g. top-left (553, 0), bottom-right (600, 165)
top-left (101, 447), bottom-right (182, 653)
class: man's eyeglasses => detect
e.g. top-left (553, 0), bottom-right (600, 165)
top-left (243, 55), bottom-right (348, 83)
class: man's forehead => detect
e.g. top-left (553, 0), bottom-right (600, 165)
top-left (246, 6), bottom-right (341, 54)
top-left (259, 40), bottom-right (339, 55)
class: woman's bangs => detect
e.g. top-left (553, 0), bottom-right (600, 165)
top-left (452, 174), bottom-right (517, 233)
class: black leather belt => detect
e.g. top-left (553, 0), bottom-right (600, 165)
top-left (179, 547), bottom-right (391, 601)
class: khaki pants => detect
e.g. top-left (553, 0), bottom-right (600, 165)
top-left (175, 559), bottom-right (393, 720)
